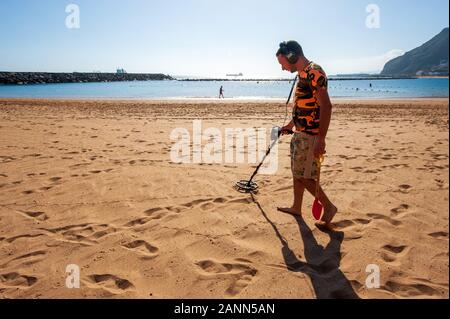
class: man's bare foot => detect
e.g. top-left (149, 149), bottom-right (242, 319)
top-left (315, 221), bottom-right (334, 231)
top-left (277, 207), bottom-right (302, 217)
top-left (315, 205), bottom-right (338, 231)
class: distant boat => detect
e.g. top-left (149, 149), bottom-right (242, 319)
top-left (226, 72), bottom-right (243, 77)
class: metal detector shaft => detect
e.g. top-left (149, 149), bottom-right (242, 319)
top-left (236, 76), bottom-right (297, 193)
top-left (245, 129), bottom-right (282, 187)
top-left (245, 77), bottom-right (297, 188)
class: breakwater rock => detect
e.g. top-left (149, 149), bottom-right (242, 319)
top-left (0, 72), bottom-right (173, 85)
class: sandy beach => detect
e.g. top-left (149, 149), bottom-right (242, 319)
top-left (0, 97), bottom-right (448, 299)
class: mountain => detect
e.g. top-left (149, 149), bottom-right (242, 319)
top-left (381, 28), bottom-right (449, 76)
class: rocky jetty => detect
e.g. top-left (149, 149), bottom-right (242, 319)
top-left (0, 72), bottom-right (173, 85)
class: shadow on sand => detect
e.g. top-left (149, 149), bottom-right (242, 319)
top-left (251, 194), bottom-right (360, 299)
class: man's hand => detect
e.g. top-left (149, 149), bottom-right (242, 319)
top-left (280, 125), bottom-right (294, 135)
top-left (314, 137), bottom-right (326, 158)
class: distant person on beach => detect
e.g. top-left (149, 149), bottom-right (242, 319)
top-left (219, 86), bottom-right (224, 98)
top-left (276, 40), bottom-right (338, 229)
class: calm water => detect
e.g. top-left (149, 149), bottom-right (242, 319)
top-left (0, 78), bottom-right (448, 99)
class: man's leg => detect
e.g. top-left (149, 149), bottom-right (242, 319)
top-left (277, 177), bottom-right (305, 216)
top-left (298, 177), bottom-right (338, 224)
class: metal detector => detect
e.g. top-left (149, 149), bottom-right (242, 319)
top-left (235, 77), bottom-right (297, 193)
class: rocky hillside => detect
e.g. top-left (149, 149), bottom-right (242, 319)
top-left (381, 28), bottom-right (449, 76)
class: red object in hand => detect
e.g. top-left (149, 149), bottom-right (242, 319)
top-left (312, 198), bottom-right (323, 220)
top-left (312, 155), bottom-right (324, 220)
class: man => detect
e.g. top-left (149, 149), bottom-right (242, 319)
top-left (276, 40), bottom-right (338, 229)
top-left (219, 86), bottom-right (224, 98)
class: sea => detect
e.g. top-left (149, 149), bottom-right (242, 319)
top-left (0, 78), bottom-right (448, 100)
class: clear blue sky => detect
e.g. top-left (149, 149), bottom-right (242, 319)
top-left (0, 0), bottom-right (448, 77)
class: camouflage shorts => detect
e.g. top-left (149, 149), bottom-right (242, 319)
top-left (290, 132), bottom-right (319, 180)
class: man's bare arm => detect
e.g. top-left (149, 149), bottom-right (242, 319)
top-left (312, 88), bottom-right (333, 158)
top-left (316, 88), bottom-right (333, 140)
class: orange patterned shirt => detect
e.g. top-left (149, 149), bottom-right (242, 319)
top-left (292, 62), bottom-right (328, 135)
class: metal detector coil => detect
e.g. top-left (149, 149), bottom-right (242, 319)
top-left (235, 180), bottom-right (259, 193)
top-left (234, 126), bottom-right (283, 194)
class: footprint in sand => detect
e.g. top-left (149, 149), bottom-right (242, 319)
top-left (380, 244), bottom-right (409, 265)
top-left (0, 272), bottom-right (38, 288)
top-left (181, 198), bottom-right (215, 209)
top-left (366, 213), bottom-right (402, 226)
top-left (434, 179), bottom-right (447, 189)
top-left (18, 210), bottom-right (49, 221)
top-left (70, 163), bottom-right (91, 169)
top-left (398, 184), bottom-right (412, 193)
top-left (84, 274), bottom-right (134, 294)
top-left (331, 217), bottom-right (372, 240)
top-left (124, 217), bottom-right (153, 228)
top-left (199, 202), bottom-right (216, 210)
top-left (41, 223), bottom-right (117, 246)
top-left (382, 244), bottom-right (408, 254)
top-left (333, 220), bottom-right (357, 229)
top-left (182, 197), bottom-right (249, 212)
top-left (382, 279), bottom-right (444, 298)
top-left (390, 204), bottom-right (410, 217)
top-left (196, 259), bottom-right (257, 297)
top-left (1, 250), bottom-right (47, 268)
top-left (334, 218), bottom-right (371, 229)
top-left (123, 207), bottom-right (174, 229)
top-left (0, 156), bottom-right (16, 163)
top-left (428, 231), bottom-right (448, 239)
top-left (363, 169), bottom-right (381, 174)
top-left (122, 240), bottom-right (159, 258)
top-left (147, 207), bottom-right (175, 217)
top-left (126, 196), bottom-right (255, 232)
top-left (4, 233), bottom-right (45, 244)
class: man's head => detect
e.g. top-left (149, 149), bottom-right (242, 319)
top-left (276, 41), bottom-right (304, 73)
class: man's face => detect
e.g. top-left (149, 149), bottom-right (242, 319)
top-left (277, 55), bottom-right (297, 73)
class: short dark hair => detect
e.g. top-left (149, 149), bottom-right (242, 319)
top-left (276, 40), bottom-right (304, 59)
